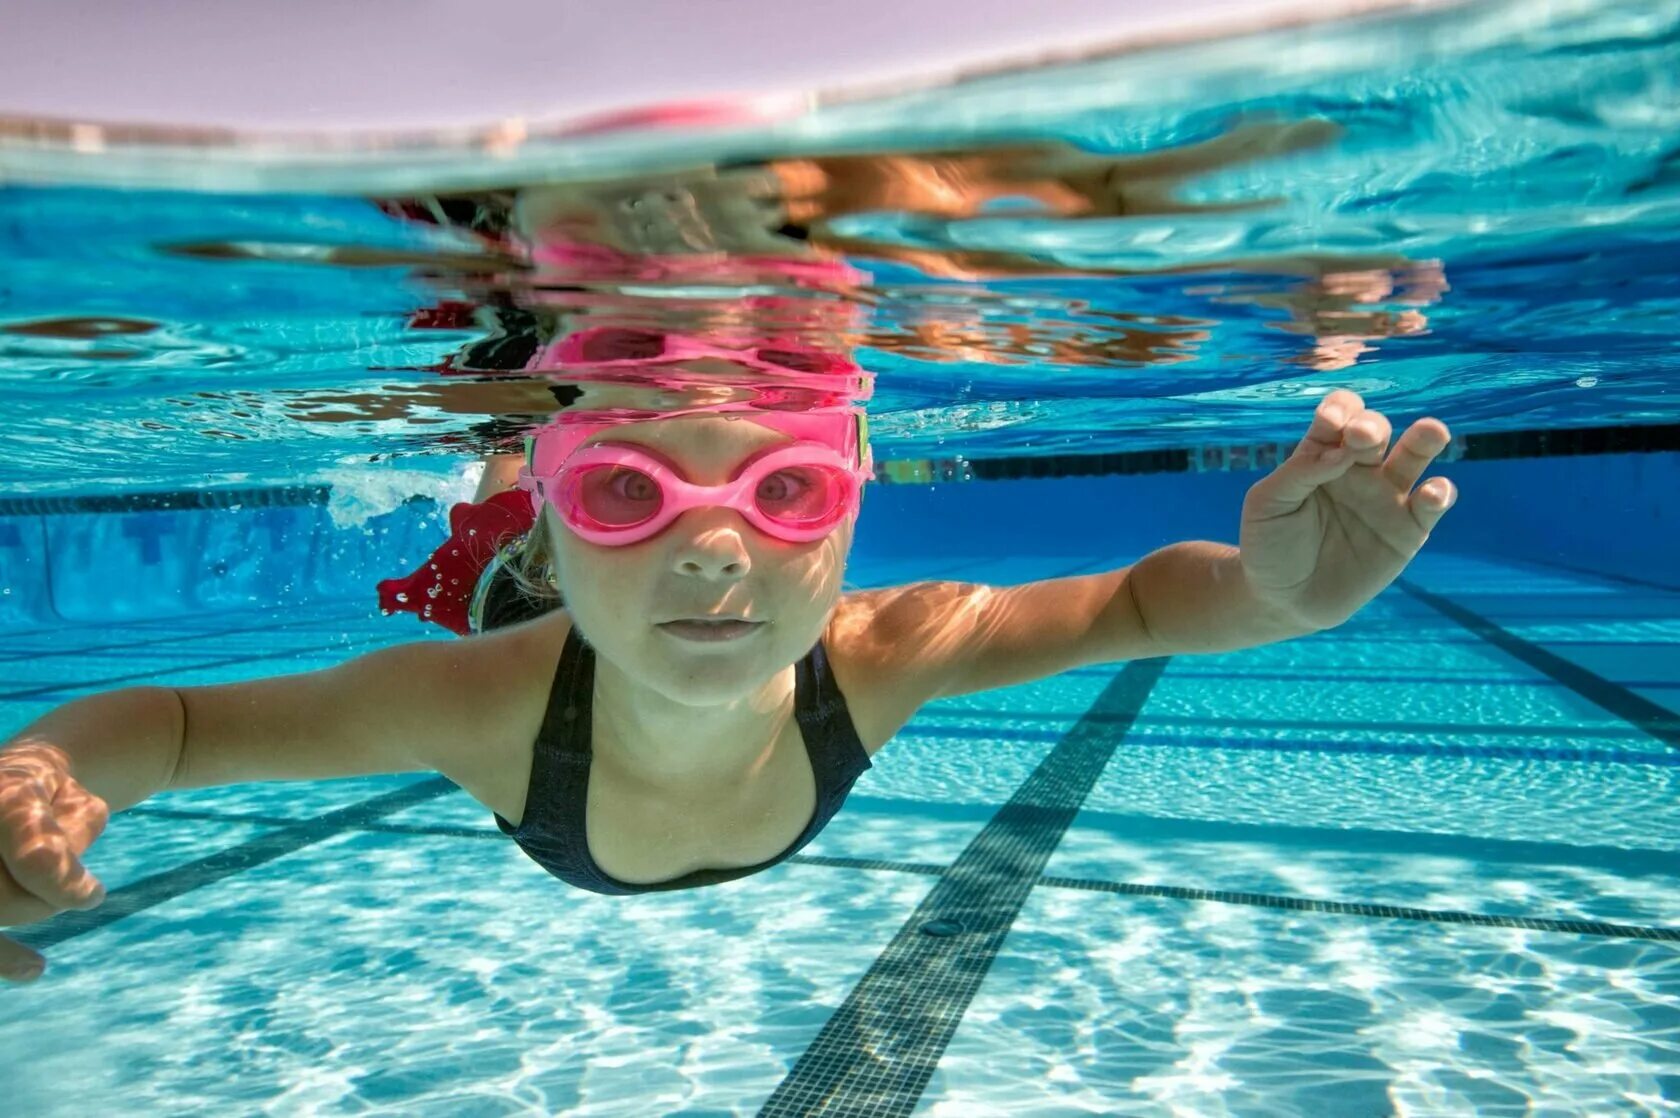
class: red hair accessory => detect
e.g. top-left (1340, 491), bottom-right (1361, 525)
top-left (376, 489), bottom-right (536, 636)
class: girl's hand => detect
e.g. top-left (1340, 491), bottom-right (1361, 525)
top-left (0, 744), bottom-right (109, 984)
top-left (1238, 388), bottom-right (1457, 630)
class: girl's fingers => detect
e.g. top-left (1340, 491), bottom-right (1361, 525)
top-left (0, 776), bottom-right (108, 916)
top-left (1409, 476), bottom-right (1457, 532)
top-left (1381, 417), bottom-right (1453, 492)
top-left (1343, 411), bottom-right (1392, 466)
top-left (1250, 434), bottom-right (1355, 516)
top-left (1302, 388), bottom-right (1365, 447)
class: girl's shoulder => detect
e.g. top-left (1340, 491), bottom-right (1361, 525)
top-left (824, 585), bottom-right (957, 756)
top-left (433, 610), bottom-right (577, 822)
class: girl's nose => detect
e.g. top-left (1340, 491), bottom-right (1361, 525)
top-left (670, 510), bottom-right (753, 578)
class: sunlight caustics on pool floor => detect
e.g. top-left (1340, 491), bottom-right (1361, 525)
top-left (1, 547), bottom-right (1676, 1116)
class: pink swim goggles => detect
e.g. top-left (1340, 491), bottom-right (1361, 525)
top-left (518, 407), bottom-right (871, 547)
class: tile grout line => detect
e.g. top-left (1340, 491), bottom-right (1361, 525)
top-left (900, 722), bottom-right (1678, 767)
top-left (1033, 874), bottom-right (1680, 941)
top-left (123, 802), bottom-right (1680, 881)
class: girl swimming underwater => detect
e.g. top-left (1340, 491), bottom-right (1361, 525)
top-left (0, 385), bottom-right (1455, 982)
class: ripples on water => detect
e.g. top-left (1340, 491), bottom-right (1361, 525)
top-left (0, 0), bottom-right (1676, 496)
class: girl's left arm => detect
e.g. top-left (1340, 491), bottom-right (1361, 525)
top-left (869, 390), bottom-right (1455, 705)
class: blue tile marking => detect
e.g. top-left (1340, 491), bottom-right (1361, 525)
top-left (1398, 577), bottom-right (1680, 751)
top-left (11, 777), bottom-right (460, 953)
top-left (756, 656), bottom-right (1171, 1118)
top-left (0, 595), bottom-right (372, 641)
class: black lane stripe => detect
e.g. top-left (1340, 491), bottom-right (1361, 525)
top-left (11, 777), bottom-right (459, 952)
top-left (756, 656), bottom-right (1171, 1118)
top-left (1398, 577), bottom-right (1680, 750)
top-left (0, 484), bottom-right (329, 517)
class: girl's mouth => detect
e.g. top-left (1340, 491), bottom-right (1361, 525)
top-left (656, 619), bottom-right (765, 642)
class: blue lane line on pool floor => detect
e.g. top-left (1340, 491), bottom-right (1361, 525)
top-left (1096, 668), bottom-right (1680, 690)
top-left (756, 655), bottom-right (1173, 1118)
top-left (1504, 554), bottom-right (1680, 595)
top-left (1398, 577), bottom-right (1680, 751)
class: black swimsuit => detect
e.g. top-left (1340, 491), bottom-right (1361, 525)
top-left (491, 620), bottom-right (874, 894)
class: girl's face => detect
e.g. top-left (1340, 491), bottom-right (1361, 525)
top-left (544, 414), bottom-right (854, 706)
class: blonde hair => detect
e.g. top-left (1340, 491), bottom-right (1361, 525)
top-left (500, 503), bottom-right (565, 611)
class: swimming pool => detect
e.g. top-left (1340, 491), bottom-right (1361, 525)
top-left (2, 0), bottom-right (1677, 1114)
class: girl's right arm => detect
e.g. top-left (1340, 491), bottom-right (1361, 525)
top-left (0, 629), bottom-right (546, 983)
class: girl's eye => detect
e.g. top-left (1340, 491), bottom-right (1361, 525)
top-left (575, 465), bottom-right (662, 525)
top-left (611, 469), bottom-right (659, 502)
top-left (756, 468), bottom-right (832, 516)
top-left (757, 470), bottom-right (802, 504)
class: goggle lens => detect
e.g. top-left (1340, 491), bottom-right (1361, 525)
top-left (568, 464), bottom-right (664, 529)
top-left (560, 460), bottom-right (850, 539)
top-left (751, 463), bottom-right (849, 524)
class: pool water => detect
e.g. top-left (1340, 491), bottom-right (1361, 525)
top-left (1, 547), bottom-right (1675, 1115)
top-left (2, 0), bottom-right (1678, 1114)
